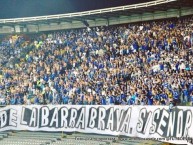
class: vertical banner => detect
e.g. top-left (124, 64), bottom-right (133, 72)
top-left (0, 105), bottom-right (193, 144)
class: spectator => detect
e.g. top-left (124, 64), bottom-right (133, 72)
top-left (0, 16), bottom-right (192, 106)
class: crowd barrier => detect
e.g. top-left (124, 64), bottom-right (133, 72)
top-left (0, 105), bottom-right (193, 144)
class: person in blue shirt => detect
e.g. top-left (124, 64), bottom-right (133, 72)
top-left (147, 95), bottom-right (153, 105)
top-left (115, 94), bottom-right (121, 105)
top-left (120, 93), bottom-right (126, 101)
top-left (47, 92), bottom-right (53, 104)
top-left (17, 96), bottom-right (24, 105)
top-left (43, 74), bottom-right (49, 82)
top-left (101, 96), bottom-right (106, 105)
top-left (155, 94), bottom-right (160, 101)
top-left (189, 83), bottom-right (193, 94)
top-left (76, 98), bottom-right (83, 105)
top-left (128, 97), bottom-right (135, 105)
top-left (183, 86), bottom-right (189, 104)
top-left (109, 94), bottom-right (115, 105)
top-left (146, 90), bottom-right (153, 105)
top-left (191, 92), bottom-right (193, 106)
top-left (173, 89), bottom-right (180, 104)
top-left (62, 95), bottom-right (69, 104)
top-left (34, 96), bottom-right (39, 105)
top-left (132, 40), bottom-right (139, 52)
top-left (10, 96), bottom-right (16, 105)
top-left (160, 93), bottom-right (167, 105)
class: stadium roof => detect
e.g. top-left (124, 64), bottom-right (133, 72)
top-left (0, 0), bottom-right (192, 35)
top-left (0, 0), bottom-right (153, 19)
top-left (0, 0), bottom-right (192, 26)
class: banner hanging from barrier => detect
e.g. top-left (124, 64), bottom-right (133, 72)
top-left (0, 105), bottom-right (193, 144)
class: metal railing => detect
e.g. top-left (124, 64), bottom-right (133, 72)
top-left (0, 0), bottom-right (176, 24)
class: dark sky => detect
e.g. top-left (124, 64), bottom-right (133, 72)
top-left (0, 0), bottom-right (152, 19)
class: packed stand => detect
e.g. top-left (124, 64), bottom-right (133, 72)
top-left (0, 35), bottom-right (34, 68)
top-left (0, 16), bottom-right (193, 106)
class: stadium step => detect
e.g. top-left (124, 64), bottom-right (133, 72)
top-left (0, 131), bottom-right (167, 145)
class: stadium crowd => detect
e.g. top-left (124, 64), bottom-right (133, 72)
top-left (0, 16), bottom-right (193, 106)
